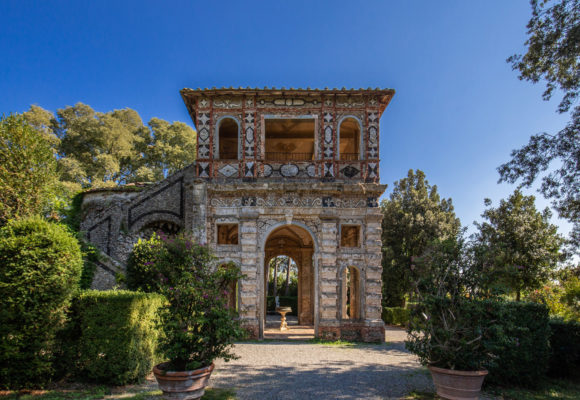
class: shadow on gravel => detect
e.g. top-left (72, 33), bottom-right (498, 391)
top-left (212, 356), bottom-right (432, 400)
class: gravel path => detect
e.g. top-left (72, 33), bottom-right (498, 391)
top-left (210, 327), bottom-right (434, 400)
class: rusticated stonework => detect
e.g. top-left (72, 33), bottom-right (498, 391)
top-left (80, 87), bottom-right (394, 342)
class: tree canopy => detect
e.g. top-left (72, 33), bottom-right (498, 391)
top-left (22, 103), bottom-right (196, 190)
top-left (473, 190), bottom-right (565, 300)
top-left (501, 0), bottom-right (579, 251)
top-left (0, 114), bottom-right (58, 225)
top-left (381, 169), bottom-right (461, 306)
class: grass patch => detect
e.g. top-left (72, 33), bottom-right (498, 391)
top-left (401, 391), bottom-right (438, 399)
top-left (0, 387), bottom-right (110, 399)
top-left (306, 338), bottom-right (356, 347)
top-left (403, 377), bottom-right (580, 400)
top-left (0, 387), bottom-right (236, 400)
top-left (487, 377), bottom-right (580, 400)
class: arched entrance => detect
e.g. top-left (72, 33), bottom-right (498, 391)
top-left (262, 224), bottom-right (315, 339)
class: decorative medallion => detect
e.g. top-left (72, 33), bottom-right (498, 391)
top-left (306, 164), bottom-right (316, 177)
top-left (341, 165), bottom-right (360, 178)
top-left (280, 163), bottom-right (299, 177)
top-left (198, 127), bottom-right (209, 141)
top-left (263, 164), bottom-right (273, 177)
top-left (218, 164), bottom-right (238, 178)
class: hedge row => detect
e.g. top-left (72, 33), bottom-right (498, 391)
top-left (61, 290), bottom-right (165, 385)
top-left (0, 217), bottom-right (83, 389)
top-left (483, 301), bottom-right (551, 387)
top-left (548, 320), bottom-right (580, 378)
top-left (266, 296), bottom-right (298, 315)
top-left (382, 307), bottom-right (411, 326)
top-left (405, 299), bottom-right (551, 388)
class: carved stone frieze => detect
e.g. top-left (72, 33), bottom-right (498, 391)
top-left (208, 195), bottom-right (370, 209)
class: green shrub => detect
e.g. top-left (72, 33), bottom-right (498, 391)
top-left (382, 307), bottom-right (410, 326)
top-left (126, 233), bottom-right (163, 292)
top-left (0, 114), bottom-right (58, 225)
top-left (66, 290), bottom-right (165, 385)
top-left (548, 320), bottom-right (580, 378)
top-left (406, 298), bottom-right (550, 387)
top-left (407, 296), bottom-right (494, 371)
top-left (484, 301), bottom-right (550, 388)
top-left (0, 216), bottom-right (82, 389)
top-left (154, 233), bottom-right (245, 371)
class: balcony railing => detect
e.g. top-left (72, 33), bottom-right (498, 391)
top-left (218, 152), bottom-right (238, 160)
top-left (264, 152), bottom-right (314, 161)
top-left (215, 152), bottom-right (361, 161)
top-left (339, 153), bottom-right (360, 161)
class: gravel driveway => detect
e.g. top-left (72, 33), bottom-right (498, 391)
top-left (210, 327), bottom-right (434, 400)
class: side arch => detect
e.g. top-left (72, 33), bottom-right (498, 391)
top-left (214, 116), bottom-right (241, 159)
top-left (338, 264), bottom-right (364, 321)
top-left (129, 213), bottom-right (184, 235)
top-left (337, 115), bottom-right (364, 161)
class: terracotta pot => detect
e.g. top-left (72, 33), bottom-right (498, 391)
top-left (153, 362), bottom-right (214, 400)
top-left (428, 365), bottom-right (488, 400)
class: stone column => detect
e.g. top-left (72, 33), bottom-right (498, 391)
top-left (190, 181), bottom-right (207, 244)
top-left (318, 215), bottom-right (340, 339)
top-left (239, 210), bottom-right (260, 338)
top-left (363, 211), bottom-right (385, 342)
top-left (299, 248), bottom-right (314, 325)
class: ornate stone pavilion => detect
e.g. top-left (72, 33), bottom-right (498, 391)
top-left (80, 87), bottom-right (395, 341)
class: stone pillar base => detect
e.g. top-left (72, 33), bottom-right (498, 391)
top-left (318, 320), bottom-right (385, 343)
top-left (241, 320), bottom-right (259, 340)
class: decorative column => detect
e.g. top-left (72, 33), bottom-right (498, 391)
top-left (238, 210), bottom-right (259, 339)
top-left (318, 214), bottom-right (340, 339)
top-left (364, 210), bottom-right (385, 342)
top-left (299, 248), bottom-right (314, 325)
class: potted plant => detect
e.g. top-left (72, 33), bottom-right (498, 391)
top-left (150, 233), bottom-right (245, 400)
top-left (405, 238), bottom-right (493, 400)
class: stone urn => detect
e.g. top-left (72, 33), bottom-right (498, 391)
top-left (153, 362), bottom-right (214, 400)
top-left (428, 365), bottom-right (488, 400)
top-left (276, 306), bottom-right (292, 331)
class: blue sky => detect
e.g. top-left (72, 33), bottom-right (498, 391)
top-left (0, 0), bottom-right (572, 236)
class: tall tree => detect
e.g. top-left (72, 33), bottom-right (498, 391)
top-left (54, 103), bottom-right (142, 187)
top-left (133, 118), bottom-right (197, 182)
top-left (501, 0), bottom-right (580, 250)
top-left (0, 114), bottom-right (57, 225)
top-left (381, 169), bottom-right (461, 306)
top-left (24, 103), bottom-right (197, 189)
top-left (473, 190), bottom-right (565, 300)
top-left (22, 105), bottom-right (59, 149)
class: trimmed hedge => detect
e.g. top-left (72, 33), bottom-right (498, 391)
top-left (382, 307), bottom-right (411, 326)
top-left (484, 301), bottom-right (550, 388)
top-left (0, 217), bottom-right (82, 389)
top-left (548, 320), bottom-right (580, 378)
top-left (267, 296), bottom-right (298, 316)
top-left (406, 299), bottom-right (550, 388)
top-left (63, 290), bottom-right (165, 385)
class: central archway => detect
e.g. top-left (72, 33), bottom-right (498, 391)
top-left (261, 223), bottom-right (316, 339)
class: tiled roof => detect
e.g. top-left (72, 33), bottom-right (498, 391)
top-left (181, 86), bottom-right (394, 94)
